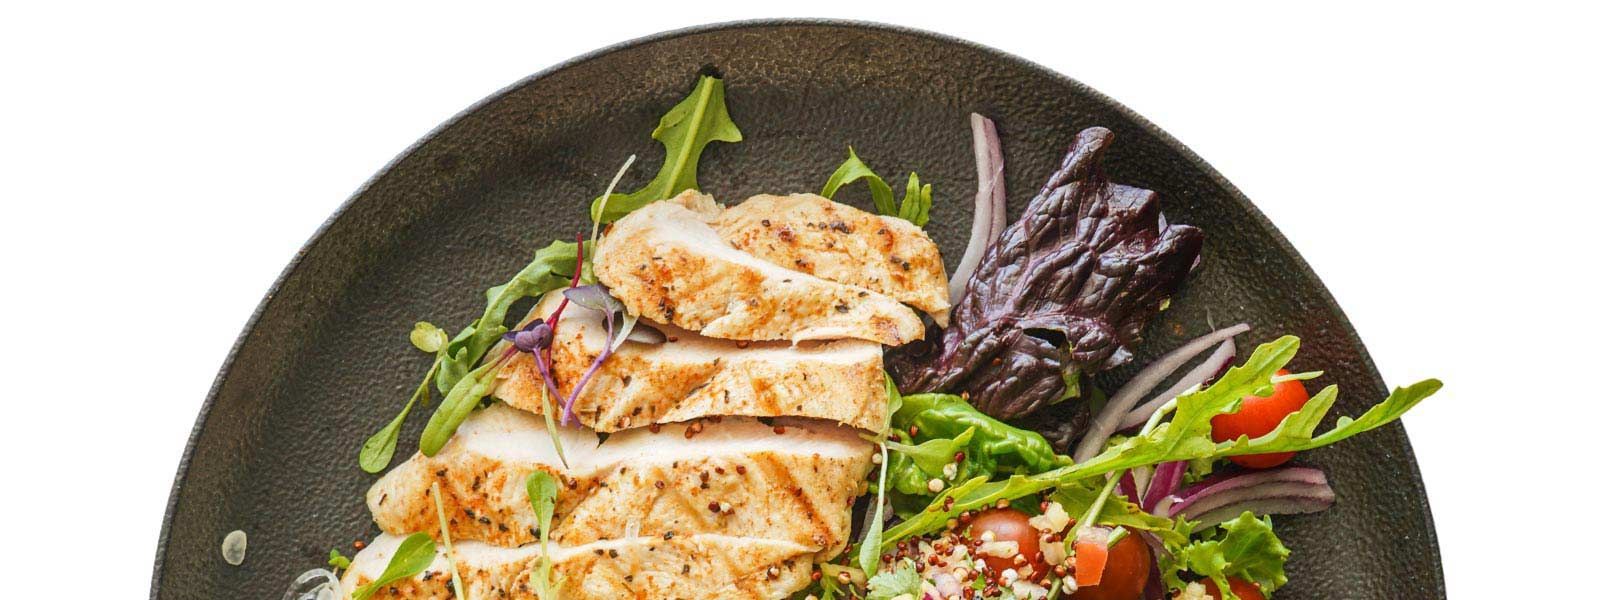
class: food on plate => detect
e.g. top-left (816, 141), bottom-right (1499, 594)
top-left (340, 532), bottom-right (815, 600)
top-left (713, 193), bottom-right (951, 324)
top-left (492, 293), bottom-right (888, 432)
top-left (888, 127), bottom-right (1205, 422)
top-left (311, 74), bottom-right (1441, 600)
top-left (594, 190), bottom-right (926, 345)
top-left (367, 404), bottom-right (871, 552)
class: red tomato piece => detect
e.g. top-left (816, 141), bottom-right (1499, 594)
top-left (1210, 369), bottom-right (1310, 469)
top-left (966, 508), bottom-right (1044, 575)
top-left (1200, 577), bottom-right (1266, 600)
top-left (1068, 531), bottom-right (1152, 600)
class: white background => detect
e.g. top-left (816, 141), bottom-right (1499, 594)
top-left (3, 2), bottom-right (1595, 598)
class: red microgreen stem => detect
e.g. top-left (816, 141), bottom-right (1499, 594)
top-left (559, 305), bottom-right (616, 425)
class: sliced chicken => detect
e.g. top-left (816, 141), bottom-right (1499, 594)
top-left (594, 190), bottom-right (924, 345)
top-left (492, 293), bottom-right (889, 433)
top-left (714, 193), bottom-right (951, 325)
top-left (341, 532), bottom-right (813, 600)
top-left (369, 404), bottom-right (872, 556)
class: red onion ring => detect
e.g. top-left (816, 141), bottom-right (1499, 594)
top-left (1074, 323), bottom-right (1252, 462)
top-left (947, 113), bottom-right (1006, 307)
top-left (1172, 467), bottom-right (1334, 529)
top-left (1118, 336), bottom-right (1240, 431)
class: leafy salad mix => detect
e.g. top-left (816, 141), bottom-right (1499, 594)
top-left (306, 74), bottom-right (1441, 600)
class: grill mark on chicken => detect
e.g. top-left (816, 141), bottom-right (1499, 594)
top-left (715, 193), bottom-right (949, 326)
top-left (369, 405), bottom-right (872, 557)
top-left (492, 294), bottom-right (889, 433)
top-left (594, 191), bottom-right (923, 345)
top-left (342, 532), bottom-right (814, 600)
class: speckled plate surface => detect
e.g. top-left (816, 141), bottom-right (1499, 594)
top-left (151, 20), bottom-right (1443, 599)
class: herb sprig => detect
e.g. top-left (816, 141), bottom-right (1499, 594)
top-left (348, 532), bottom-right (435, 600)
top-left (821, 147), bottom-right (933, 227)
top-left (589, 75), bottom-right (743, 223)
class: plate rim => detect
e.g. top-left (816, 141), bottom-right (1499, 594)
top-left (150, 17), bottom-right (1440, 598)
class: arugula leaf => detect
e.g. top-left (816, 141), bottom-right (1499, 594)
top-left (898, 171), bottom-right (932, 226)
top-left (349, 532), bottom-right (435, 600)
top-left (864, 560), bottom-right (921, 600)
top-left (359, 381), bottom-right (424, 473)
top-left (820, 147), bottom-right (933, 227)
top-left (1051, 480), bottom-right (1192, 547)
top-left (419, 357), bottom-right (504, 456)
top-left (881, 337), bottom-right (1441, 544)
top-left (589, 75), bottom-right (743, 223)
top-left (859, 442), bottom-right (891, 577)
top-left (822, 147), bottom-right (897, 216)
top-left (1220, 380), bottom-right (1440, 457)
top-left (436, 240), bottom-right (581, 395)
top-left (526, 470), bottom-right (564, 597)
top-left (327, 548), bottom-right (352, 571)
top-left (1169, 513), bottom-right (1289, 599)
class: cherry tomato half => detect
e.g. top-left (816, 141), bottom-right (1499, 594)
top-left (1200, 577), bottom-right (1266, 600)
top-left (1210, 369), bottom-right (1310, 469)
top-left (966, 508), bottom-right (1044, 574)
top-left (1068, 533), bottom-right (1152, 600)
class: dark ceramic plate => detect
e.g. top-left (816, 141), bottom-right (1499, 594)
top-left (152, 20), bottom-right (1443, 599)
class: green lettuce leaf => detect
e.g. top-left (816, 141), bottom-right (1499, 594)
top-left (894, 393), bottom-right (1058, 477)
top-left (590, 75), bottom-right (743, 223)
top-left (1051, 480), bottom-right (1192, 547)
top-left (1167, 512), bottom-right (1289, 599)
top-left (865, 560), bottom-right (922, 600)
top-left (880, 336), bottom-right (1441, 545)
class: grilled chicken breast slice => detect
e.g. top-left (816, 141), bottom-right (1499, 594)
top-left (341, 532), bottom-right (813, 600)
top-left (492, 293), bottom-right (889, 433)
top-left (714, 193), bottom-right (950, 325)
top-left (369, 404), bottom-right (872, 555)
top-left (594, 190), bottom-right (924, 345)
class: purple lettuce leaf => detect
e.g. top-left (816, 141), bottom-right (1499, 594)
top-left (888, 127), bottom-right (1203, 421)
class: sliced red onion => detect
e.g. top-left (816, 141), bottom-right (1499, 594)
top-left (1172, 467), bottom-right (1334, 529)
top-left (1117, 471), bottom-right (1139, 501)
top-left (1074, 323), bottom-right (1253, 462)
top-left (948, 113), bottom-right (1006, 306)
top-left (1140, 461), bottom-right (1187, 513)
top-left (1118, 336), bottom-right (1239, 431)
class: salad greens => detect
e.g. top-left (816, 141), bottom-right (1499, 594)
top-left (886, 127), bottom-right (1204, 420)
top-left (859, 441), bottom-right (891, 578)
top-left (589, 75), bottom-right (743, 223)
top-left (327, 548), bottom-right (352, 571)
top-left (334, 68), bottom-right (1444, 600)
top-left (348, 532), bottom-right (435, 600)
top-left (526, 471), bottom-right (564, 598)
top-left (865, 560), bottom-right (922, 599)
top-left (430, 481), bottom-right (468, 600)
top-left (1164, 513), bottom-right (1289, 599)
top-left (894, 393), bottom-right (1058, 476)
top-left (365, 239), bottom-right (583, 464)
top-left (437, 239), bottom-right (586, 395)
top-left (878, 336), bottom-right (1440, 545)
top-left (820, 147), bottom-right (933, 227)
top-left (358, 322), bottom-right (450, 473)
